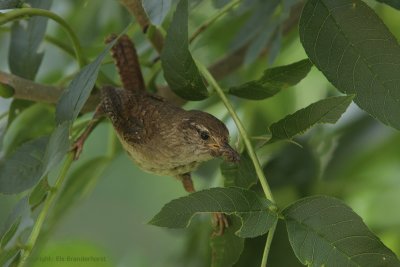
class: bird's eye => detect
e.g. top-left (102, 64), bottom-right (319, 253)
top-left (200, 131), bottom-right (209, 140)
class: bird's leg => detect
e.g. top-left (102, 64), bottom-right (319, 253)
top-left (177, 173), bottom-right (229, 236)
top-left (177, 172), bottom-right (195, 193)
top-left (72, 104), bottom-right (104, 159)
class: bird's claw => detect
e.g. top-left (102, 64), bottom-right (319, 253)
top-left (71, 138), bottom-right (85, 160)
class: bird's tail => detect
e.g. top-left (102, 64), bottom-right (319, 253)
top-left (105, 34), bottom-right (145, 93)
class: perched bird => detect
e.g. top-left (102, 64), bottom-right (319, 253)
top-left (74, 34), bottom-right (239, 234)
top-left (100, 86), bottom-right (240, 193)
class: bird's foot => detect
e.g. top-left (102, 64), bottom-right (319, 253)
top-left (71, 137), bottom-right (85, 160)
top-left (212, 212), bottom-right (229, 236)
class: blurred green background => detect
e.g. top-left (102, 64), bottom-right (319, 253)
top-left (1, 0), bottom-right (400, 266)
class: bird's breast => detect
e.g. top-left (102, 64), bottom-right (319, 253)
top-left (119, 136), bottom-right (202, 176)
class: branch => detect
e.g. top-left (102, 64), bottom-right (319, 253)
top-left (119, 0), bottom-right (164, 53)
top-left (2, 1), bottom-right (304, 110)
top-left (0, 71), bottom-right (100, 112)
top-left (17, 153), bottom-right (75, 267)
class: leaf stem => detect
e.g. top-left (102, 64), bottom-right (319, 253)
top-left (197, 61), bottom-right (274, 202)
top-left (197, 61), bottom-right (276, 267)
top-left (189, 0), bottom-right (241, 43)
top-left (261, 222), bottom-right (277, 267)
top-left (17, 153), bottom-right (74, 267)
top-left (0, 8), bottom-right (85, 67)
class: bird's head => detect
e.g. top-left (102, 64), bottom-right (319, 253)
top-left (180, 111), bottom-right (240, 163)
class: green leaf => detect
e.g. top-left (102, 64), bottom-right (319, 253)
top-left (142, 0), bottom-right (172, 26)
top-left (221, 151), bottom-right (257, 189)
top-left (29, 177), bottom-right (50, 208)
top-left (0, 0), bottom-right (23, 9)
top-left (3, 103), bottom-right (54, 156)
top-left (161, 0), bottom-right (209, 100)
top-left (228, 59), bottom-right (312, 100)
top-left (0, 217), bottom-right (21, 249)
top-left (0, 197), bottom-right (32, 250)
top-left (210, 216), bottom-right (244, 267)
top-left (230, 1), bottom-right (280, 53)
top-left (0, 120), bottom-right (70, 195)
top-left (149, 187), bottom-right (278, 238)
top-left (49, 156), bottom-right (110, 224)
top-left (55, 35), bottom-right (121, 124)
top-left (283, 196), bottom-right (400, 267)
top-left (0, 137), bottom-right (48, 194)
top-left (41, 121), bottom-right (70, 174)
top-left (299, 0), bottom-right (400, 130)
top-left (0, 83), bottom-right (14, 98)
top-left (212, 0), bottom-right (230, 8)
top-left (267, 95), bottom-right (354, 144)
top-left (8, 0), bottom-right (52, 80)
top-left (0, 247), bottom-right (19, 267)
top-left (376, 0), bottom-right (400, 10)
top-left (6, 100), bottom-right (33, 127)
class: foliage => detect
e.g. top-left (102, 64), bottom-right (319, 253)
top-left (0, 0), bottom-right (399, 267)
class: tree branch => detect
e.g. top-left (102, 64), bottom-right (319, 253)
top-left (0, 71), bottom-right (100, 112)
top-left (119, 0), bottom-right (164, 53)
top-left (1, 1), bottom-right (304, 111)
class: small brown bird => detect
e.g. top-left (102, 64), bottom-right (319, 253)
top-left (100, 86), bottom-right (240, 192)
top-left (74, 34), bottom-right (239, 234)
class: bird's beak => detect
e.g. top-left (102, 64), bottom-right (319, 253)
top-left (209, 142), bottom-right (240, 163)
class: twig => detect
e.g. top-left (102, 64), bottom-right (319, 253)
top-left (197, 61), bottom-right (274, 201)
top-left (261, 222), bottom-right (277, 267)
top-left (189, 0), bottom-right (241, 43)
top-left (119, 0), bottom-right (164, 53)
top-left (0, 71), bottom-right (100, 112)
top-left (17, 153), bottom-right (75, 267)
top-left (197, 60), bottom-right (276, 267)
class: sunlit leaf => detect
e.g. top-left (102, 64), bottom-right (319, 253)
top-left (376, 0), bottom-right (400, 9)
top-left (0, 137), bottom-right (48, 194)
top-left (210, 216), bottom-right (244, 267)
top-left (8, 0), bottom-right (52, 80)
top-left (267, 95), bottom-right (354, 144)
top-left (149, 187), bottom-right (278, 238)
top-left (229, 59), bottom-right (312, 100)
top-left (161, 0), bottom-right (209, 100)
top-left (283, 196), bottom-right (400, 267)
top-left (142, 0), bottom-right (172, 26)
top-left (221, 151), bottom-right (257, 189)
top-left (299, 0), bottom-right (400, 130)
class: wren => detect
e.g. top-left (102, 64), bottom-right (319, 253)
top-left (73, 34), bottom-right (239, 235)
top-left (100, 86), bottom-right (239, 191)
